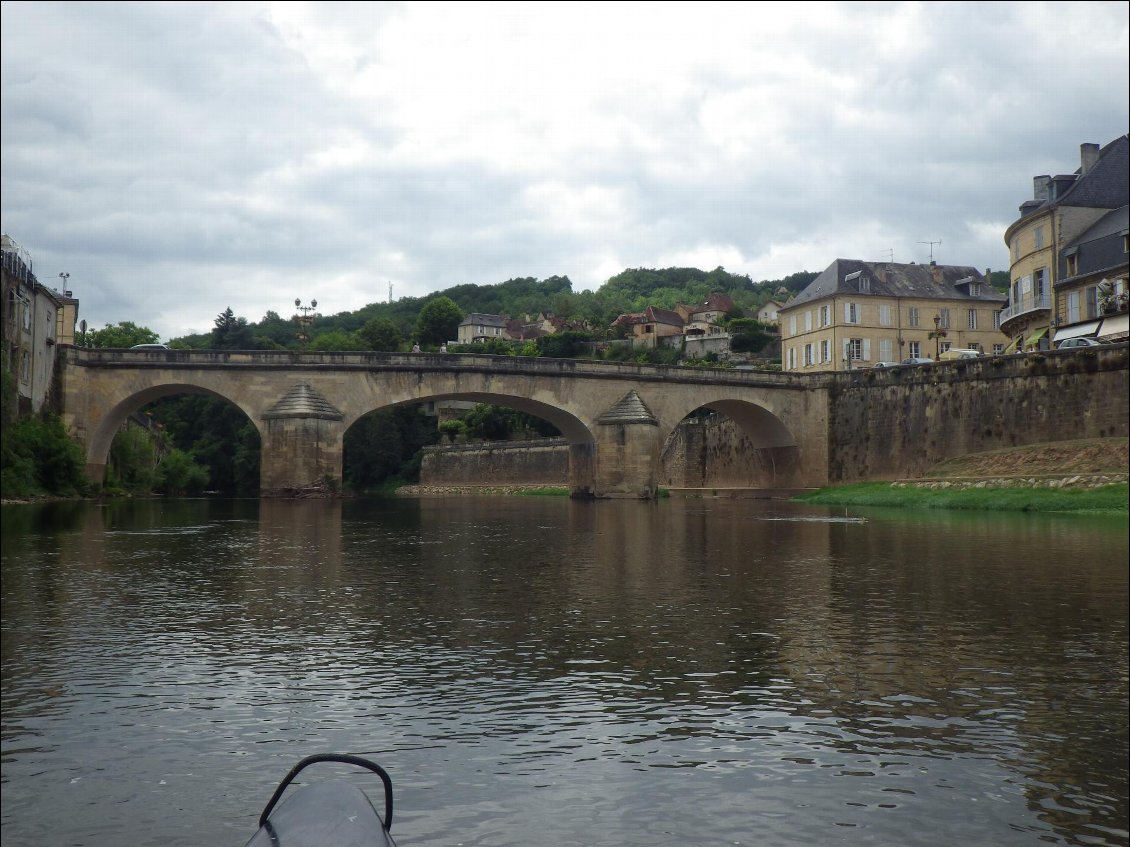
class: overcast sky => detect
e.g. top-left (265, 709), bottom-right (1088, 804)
top-left (2, 1), bottom-right (1128, 341)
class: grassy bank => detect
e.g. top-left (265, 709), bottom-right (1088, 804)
top-left (793, 482), bottom-right (1128, 514)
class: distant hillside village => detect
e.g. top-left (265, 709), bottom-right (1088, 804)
top-left (4, 134), bottom-right (1128, 419)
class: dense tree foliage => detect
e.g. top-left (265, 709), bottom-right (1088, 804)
top-left (342, 406), bottom-right (441, 491)
top-left (84, 321), bottom-right (160, 348)
top-left (0, 350), bottom-right (89, 499)
top-left (211, 307), bottom-right (256, 350)
top-left (415, 296), bottom-right (463, 347)
top-left (357, 318), bottom-right (402, 352)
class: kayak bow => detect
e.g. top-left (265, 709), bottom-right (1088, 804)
top-left (244, 754), bottom-right (398, 847)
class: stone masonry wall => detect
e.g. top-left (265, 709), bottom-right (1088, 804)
top-left (827, 346), bottom-right (1129, 482)
top-left (420, 437), bottom-right (569, 485)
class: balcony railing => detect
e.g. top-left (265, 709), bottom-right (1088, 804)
top-left (999, 294), bottom-right (1051, 323)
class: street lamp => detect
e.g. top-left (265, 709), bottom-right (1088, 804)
top-left (294, 298), bottom-right (318, 346)
top-left (933, 314), bottom-right (942, 359)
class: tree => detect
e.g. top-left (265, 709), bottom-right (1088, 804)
top-left (86, 321), bottom-right (160, 349)
top-left (357, 318), bottom-right (402, 352)
top-left (415, 296), bottom-right (463, 347)
top-left (307, 330), bottom-right (365, 351)
top-left (211, 308), bottom-right (255, 349)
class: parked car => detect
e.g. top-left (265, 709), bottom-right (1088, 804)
top-left (1055, 336), bottom-right (1107, 349)
top-left (901, 356), bottom-right (934, 365)
top-left (872, 361), bottom-right (901, 368)
top-left (130, 343), bottom-right (170, 350)
top-left (938, 348), bottom-right (982, 361)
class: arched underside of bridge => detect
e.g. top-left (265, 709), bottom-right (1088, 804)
top-left (652, 397), bottom-right (805, 491)
top-left (345, 391), bottom-right (601, 498)
top-left (82, 383), bottom-right (260, 484)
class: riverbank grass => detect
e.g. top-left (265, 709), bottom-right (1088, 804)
top-left (793, 482), bottom-right (1128, 513)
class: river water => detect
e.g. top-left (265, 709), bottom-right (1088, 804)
top-left (1, 496), bottom-right (1127, 847)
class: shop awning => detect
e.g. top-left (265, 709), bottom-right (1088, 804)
top-left (1052, 320), bottom-right (1101, 343)
top-left (1025, 327), bottom-right (1049, 347)
top-left (1003, 336), bottom-right (1019, 354)
top-left (1098, 312), bottom-right (1129, 341)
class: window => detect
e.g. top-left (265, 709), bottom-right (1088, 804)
top-left (1085, 286), bottom-right (1100, 319)
top-left (787, 347), bottom-right (796, 369)
top-left (859, 277), bottom-right (871, 294)
top-left (788, 315), bottom-right (797, 336)
top-left (1034, 267), bottom-right (1048, 297)
top-left (879, 304), bottom-right (892, 326)
top-left (22, 301), bottom-right (31, 331)
top-left (804, 311), bottom-right (812, 332)
top-left (1034, 226), bottom-right (1044, 249)
top-left (879, 339), bottom-right (893, 362)
top-left (1066, 291), bottom-right (1081, 323)
top-left (844, 302), bottom-right (861, 324)
top-left (992, 343), bottom-right (1004, 354)
top-left (940, 341), bottom-right (952, 353)
top-left (969, 282), bottom-right (980, 296)
top-left (847, 338), bottom-right (863, 360)
top-left (993, 310), bottom-right (1002, 329)
top-left (20, 349), bottom-right (30, 382)
top-left (819, 305), bottom-right (831, 327)
top-left (908, 341), bottom-right (922, 358)
top-left (908, 307), bottom-right (920, 327)
top-left (1066, 254), bottom-right (1079, 276)
top-left (938, 308), bottom-right (950, 329)
top-left (967, 308), bottom-right (977, 330)
top-left (804, 344), bottom-right (814, 366)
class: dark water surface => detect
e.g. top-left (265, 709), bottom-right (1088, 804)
top-left (1, 496), bottom-right (1127, 847)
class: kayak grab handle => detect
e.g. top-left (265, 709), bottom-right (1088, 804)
top-left (257, 753), bottom-right (395, 831)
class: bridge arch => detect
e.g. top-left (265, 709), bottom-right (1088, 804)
top-left (341, 389), bottom-right (598, 495)
top-left (652, 395), bottom-right (804, 490)
top-left (84, 382), bottom-right (261, 487)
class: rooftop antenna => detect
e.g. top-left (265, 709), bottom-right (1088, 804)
top-left (884, 248), bottom-right (894, 263)
top-left (917, 239), bottom-right (942, 263)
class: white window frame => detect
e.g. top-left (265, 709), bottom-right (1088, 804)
top-left (967, 308), bottom-right (977, 330)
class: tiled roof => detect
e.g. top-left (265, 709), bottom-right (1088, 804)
top-left (785, 260), bottom-right (1006, 309)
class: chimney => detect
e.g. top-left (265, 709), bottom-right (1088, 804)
top-left (1033, 175), bottom-right (1052, 201)
top-left (1080, 142), bottom-right (1100, 174)
top-left (931, 264), bottom-right (943, 284)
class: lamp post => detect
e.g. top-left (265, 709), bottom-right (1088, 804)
top-left (294, 298), bottom-right (318, 346)
top-left (933, 314), bottom-right (941, 359)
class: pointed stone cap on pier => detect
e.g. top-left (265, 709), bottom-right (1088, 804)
top-left (597, 390), bottom-right (658, 426)
top-left (262, 383), bottom-right (344, 420)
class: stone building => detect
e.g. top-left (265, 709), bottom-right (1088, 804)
top-left (1002, 134), bottom-right (1129, 351)
top-left (779, 259), bottom-right (1007, 372)
top-left (2, 234), bottom-right (80, 414)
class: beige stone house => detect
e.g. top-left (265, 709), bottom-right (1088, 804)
top-left (779, 259), bottom-right (1007, 372)
top-left (1001, 135), bottom-right (1128, 351)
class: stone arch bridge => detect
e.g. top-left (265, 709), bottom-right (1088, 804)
top-left (59, 348), bottom-right (829, 498)
top-left (58, 345), bottom-right (1128, 498)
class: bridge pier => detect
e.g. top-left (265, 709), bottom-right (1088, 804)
top-left (590, 390), bottom-right (662, 499)
top-left (259, 384), bottom-right (345, 497)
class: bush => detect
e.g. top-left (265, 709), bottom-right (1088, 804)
top-left (0, 412), bottom-right (89, 499)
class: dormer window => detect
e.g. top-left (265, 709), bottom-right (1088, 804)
top-left (844, 269), bottom-right (870, 293)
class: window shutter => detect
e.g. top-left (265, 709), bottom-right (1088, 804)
top-left (863, 338), bottom-right (871, 360)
